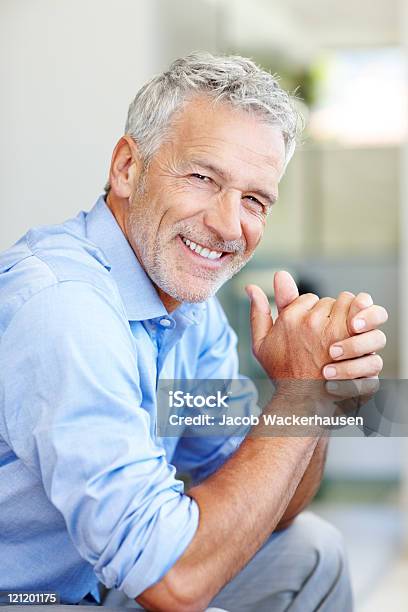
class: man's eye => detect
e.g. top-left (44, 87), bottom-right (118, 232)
top-left (244, 195), bottom-right (265, 210)
top-left (245, 195), bottom-right (262, 205)
top-left (190, 173), bottom-right (212, 182)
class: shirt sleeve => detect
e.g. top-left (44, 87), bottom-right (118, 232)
top-left (172, 297), bottom-right (259, 484)
top-left (0, 280), bottom-right (199, 598)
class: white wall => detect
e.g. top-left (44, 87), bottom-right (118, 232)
top-left (0, 0), bottom-right (158, 248)
top-left (0, 0), bottom-right (217, 250)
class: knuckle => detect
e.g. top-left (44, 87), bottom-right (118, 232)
top-left (348, 336), bottom-right (361, 356)
top-left (375, 329), bottom-right (387, 348)
top-left (379, 306), bottom-right (389, 322)
top-left (304, 292), bottom-right (318, 300)
top-left (340, 362), bottom-right (354, 379)
top-left (356, 292), bottom-right (372, 307)
top-left (307, 312), bottom-right (321, 331)
top-left (338, 337), bottom-right (355, 358)
top-left (346, 363), bottom-right (355, 378)
top-left (339, 290), bottom-right (354, 301)
top-left (365, 378), bottom-right (380, 395)
top-left (280, 308), bottom-right (295, 326)
top-left (373, 305), bottom-right (388, 324)
top-left (372, 354), bottom-right (383, 374)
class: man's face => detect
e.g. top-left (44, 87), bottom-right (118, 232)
top-left (125, 96), bottom-right (286, 304)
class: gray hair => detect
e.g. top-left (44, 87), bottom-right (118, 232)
top-left (106, 52), bottom-right (303, 191)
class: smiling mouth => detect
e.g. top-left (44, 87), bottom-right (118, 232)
top-left (180, 235), bottom-right (225, 260)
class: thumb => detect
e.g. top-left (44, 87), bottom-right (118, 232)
top-left (246, 284), bottom-right (273, 353)
top-left (274, 270), bottom-right (299, 313)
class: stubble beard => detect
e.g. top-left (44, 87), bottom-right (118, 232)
top-left (127, 186), bottom-right (252, 304)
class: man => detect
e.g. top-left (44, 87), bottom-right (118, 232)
top-left (0, 53), bottom-right (387, 611)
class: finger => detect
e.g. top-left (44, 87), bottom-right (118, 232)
top-left (323, 354), bottom-right (383, 380)
top-left (329, 329), bottom-right (386, 361)
top-left (325, 377), bottom-right (380, 399)
top-left (325, 378), bottom-right (380, 416)
top-left (274, 271), bottom-right (299, 313)
top-left (350, 305), bottom-right (388, 334)
top-left (331, 291), bottom-right (355, 315)
top-left (325, 291), bottom-right (356, 340)
top-left (329, 291), bottom-right (355, 324)
top-left (246, 284), bottom-right (273, 353)
top-left (285, 292), bottom-right (320, 313)
top-left (308, 296), bottom-right (336, 318)
top-left (347, 292), bottom-right (373, 333)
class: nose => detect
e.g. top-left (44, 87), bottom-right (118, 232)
top-left (203, 190), bottom-right (242, 242)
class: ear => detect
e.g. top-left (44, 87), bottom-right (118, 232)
top-left (108, 134), bottom-right (143, 198)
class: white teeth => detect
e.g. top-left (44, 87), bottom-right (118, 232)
top-left (181, 236), bottom-right (223, 260)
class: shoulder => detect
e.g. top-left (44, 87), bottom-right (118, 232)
top-left (24, 212), bottom-right (113, 286)
top-left (0, 216), bottom-right (121, 336)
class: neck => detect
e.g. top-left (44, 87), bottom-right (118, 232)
top-left (155, 287), bottom-right (181, 313)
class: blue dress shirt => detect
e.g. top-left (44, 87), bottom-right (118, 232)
top-left (0, 196), bottom-right (256, 603)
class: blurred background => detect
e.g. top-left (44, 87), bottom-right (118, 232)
top-left (1, 0), bottom-right (407, 608)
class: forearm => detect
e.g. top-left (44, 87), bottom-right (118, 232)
top-left (275, 437), bottom-right (329, 530)
top-left (137, 427), bottom-right (320, 611)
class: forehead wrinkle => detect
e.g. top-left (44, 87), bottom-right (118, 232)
top-left (168, 95), bottom-right (286, 170)
top-left (179, 134), bottom-right (282, 167)
top-left (178, 136), bottom-right (283, 185)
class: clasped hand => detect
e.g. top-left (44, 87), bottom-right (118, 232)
top-left (246, 271), bottom-right (387, 383)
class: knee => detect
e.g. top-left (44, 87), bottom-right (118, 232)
top-left (291, 512), bottom-right (349, 584)
top-left (277, 512), bottom-right (353, 610)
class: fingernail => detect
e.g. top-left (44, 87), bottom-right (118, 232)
top-left (324, 366), bottom-right (337, 378)
top-left (353, 318), bottom-right (366, 331)
top-left (330, 345), bottom-right (343, 359)
top-left (326, 381), bottom-right (339, 391)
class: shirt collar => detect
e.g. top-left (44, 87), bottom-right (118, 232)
top-left (85, 195), bottom-right (206, 324)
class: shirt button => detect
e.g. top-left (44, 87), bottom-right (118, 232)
top-left (159, 318), bottom-right (172, 328)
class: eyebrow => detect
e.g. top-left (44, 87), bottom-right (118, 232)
top-left (187, 158), bottom-right (278, 206)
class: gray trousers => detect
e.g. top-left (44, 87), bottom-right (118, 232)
top-left (102, 511), bottom-right (353, 612)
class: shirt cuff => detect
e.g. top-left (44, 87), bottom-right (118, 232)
top-left (97, 492), bottom-right (199, 599)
